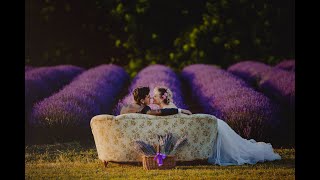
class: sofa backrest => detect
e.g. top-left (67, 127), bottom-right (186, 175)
top-left (90, 113), bottom-right (218, 162)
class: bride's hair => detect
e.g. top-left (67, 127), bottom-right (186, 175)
top-left (154, 86), bottom-right (173, 105)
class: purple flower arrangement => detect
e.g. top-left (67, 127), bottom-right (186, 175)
top-left (275, 59), bottom-right (295, 72)
top-left (181, 64), bottom-right (280, 140)
top-left (113, 64), bottom-right (187, 115)
top-left (134, 133), bottom-right (187, 168)
top-left (25, 65), bottom-right (85, 120)
top-left (30, 64), bottom-right (129, 128)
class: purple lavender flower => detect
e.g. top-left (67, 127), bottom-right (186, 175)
top-left (228, 61), bottom-right (295, 108)
top-left (227, 61), bottom-right (273, 87)
top-left (228, 61), bottom-right (295, 145)
top-left (30, 64), bottom-right (129, 128)
top-left (25, 65), bottom-right (34, 72)
top-left (113, 64), bottom-right (188, 115)
top-left (275, 59), bottom-right (295, 72)
top-left (25, 65), bottom-right (85, 121)
top-left (182, 64), bottom-right (280, 140)
top-left (259, 68), bottom-right (295, 108)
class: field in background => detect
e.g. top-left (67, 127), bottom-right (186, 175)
top-left (26, 61), bottom-right (295, 147)
top-left (25, 61), bottom-right (295, 178)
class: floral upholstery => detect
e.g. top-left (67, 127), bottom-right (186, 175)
top-left (90, 113), bottom-right (218, 162)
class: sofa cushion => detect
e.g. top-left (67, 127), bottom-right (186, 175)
top-left (90, 113), bottom-right (218, 162)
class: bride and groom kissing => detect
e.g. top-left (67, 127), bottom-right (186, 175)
top-left (120, 86), bottom-right (281, 166)
top-left (120, 86), bottom-right (192, 116)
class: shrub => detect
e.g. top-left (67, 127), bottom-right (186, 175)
top-left (25, 65), bottom-right (85, 120)
top-left (228, 61), bottom-right (295, 145)
top-left (181, 64), bottom-right (280, 140)
top-left (30, 64), bottom-right (129, 128)
top-left (25, 65), bottom-right (34, 72)
top-left (114, 64), bottom-right (187, 115)
top-left (275, 59), bottom-right (295, 72)
top-left (259, 68), bottom-right (295, 108)
top-left (228, 61), bottom-right (295, 108)
top-left (227, 61), bottom-right (273, 87)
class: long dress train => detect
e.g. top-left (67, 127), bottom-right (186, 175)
top-left (208, 118), bottom-right (281, 166)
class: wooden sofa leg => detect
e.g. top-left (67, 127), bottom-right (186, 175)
top-left (103, 161), bottom-right (109, 167)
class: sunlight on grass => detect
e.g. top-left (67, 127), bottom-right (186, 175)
top-left (25, 141), bottom-right (295, 179)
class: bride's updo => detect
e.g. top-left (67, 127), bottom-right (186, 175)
top-left (154, 86), bottom-right (173, 105)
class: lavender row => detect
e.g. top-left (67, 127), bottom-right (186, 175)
top-left (25, 65), bottom-right (85, 120)
top-left (181, 64), bottom-right (280, 140)
top-left (275, 59), bottom-right (295, 72)
top-left (30, 64), bottom-right (130, 128)
top-left (25, 65), bottom-right (34, 72)
top-left (228, 61), bottom-right (295, 107)
top-left (259, 68), bottom-right (295, 108)
top-left (114, 64), bottom-right (187, 115)
top-left (226, 61), bottom-right (273, 87)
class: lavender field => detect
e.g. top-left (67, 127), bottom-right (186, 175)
top-left (25, 61), bottom-right (295, 146)
top-left (26, 64), bottom-right (129, 143)
top-left (25, 65), bottom-right (85, 123)
top-left (275, 60), bottom-right (295, 72)
top-left (181, 64), bottom-right (280, 141)
top-left (228, 60), bottom-right (295, 145)
top-left (228, 60), bottom-right (295, 108)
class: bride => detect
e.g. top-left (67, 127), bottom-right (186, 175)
top-left (152, 86), bottom-right (281, 166)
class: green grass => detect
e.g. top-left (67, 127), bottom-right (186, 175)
top-left (25, 141), bottom-right (295, 179)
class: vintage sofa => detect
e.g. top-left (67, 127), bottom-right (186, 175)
top-left (90, 113), bottom-right (218, 165)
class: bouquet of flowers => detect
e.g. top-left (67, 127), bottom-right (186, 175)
top-left (133, 133), bottom-right (188, 169)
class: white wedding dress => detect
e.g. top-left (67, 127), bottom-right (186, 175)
top-left (208, 118), bottom-right (281, 166)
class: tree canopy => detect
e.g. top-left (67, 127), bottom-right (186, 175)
top-left (26, 0), bottom-right (295, 77)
